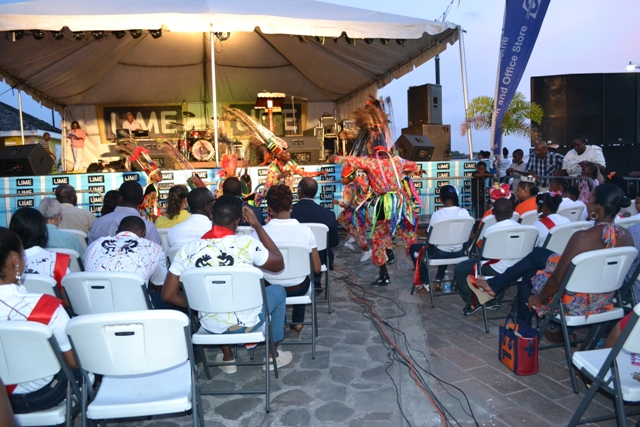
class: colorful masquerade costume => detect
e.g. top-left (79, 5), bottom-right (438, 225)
top-left (337, 171), bottom-right (371, 249)
top-left (265, 159), bottom-right (310, 191)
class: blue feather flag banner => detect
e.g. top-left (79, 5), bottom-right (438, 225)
top-left (490, 0), bottom-right (551, 156)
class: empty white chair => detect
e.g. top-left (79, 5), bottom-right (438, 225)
top-left (0, 321), bottom-right (81, 427)
top-left (22, 274), bottom-right (58, 297)
top-left (48, 248), bottom-right (82, 272)
top-left (537, 246), bottom-right (638, 393)
top-left (304, 223), bottom-right (331, 313)
top-left (556, 204), bottom-right (586, 222)
top-left (262, 243), bottom-right (316, 357)
top-left (157, 228), bottom-right (171, 253)
top-left (65, 310), bottom-right (201, 426)
top-left (62, 272), bottom-right (151, 315)
top-left (541, 221), bottom-right (593, 254)
top-left (58, 228), bottom-right (88, 250)
top-left (569, 303), bottom-right (640, 426)
top-left (518, 210), bottom-right (539, 225)
top-left (180, 265), bottom-right (276, 413)
top-left (615, 216), bottom-right (640, 229)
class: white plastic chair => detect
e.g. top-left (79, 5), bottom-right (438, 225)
top-left (615, 216), bottom-right (640, 229)
top-left (569, 303), bottom-right (640, 426)
top-left (416, 216), bottom-right (475, 308)
top-left (518, 210), bottom-right (539, 225)
top-left (476, 212), bottom-right (519, 241)
top-left (0, 321), bottom-right (81, 427)
top-left (556, 204), bottom-right (585, 222)
top-left (157, 228), bottom-right (171, 253)
top-left (58, 228), bottom-right (88, 250)
top-left (65, 310), bottom-right (201, 426)
top-left (304, 223), bottom-right (331, 313)
top-left (167, 245), bottom-right (181, 266)
top-left (262, 243), bottom-right (316, 357)
top-left (180, 265), bottom-right (276, 413)
top-left (541, 221), bottom-right (593, 254)
top-left (61, 272), bottom-right (151, 315)
top-left (22, 273), bottom-right (59, 297)
top-left (537, 246), bottom-right (638, 393)
top-left (235, 226), bottom-right (255, 236)
top-left (473, 225), bottom-right (539, 333)
top-left (49, 248), bottom-right (82, 272)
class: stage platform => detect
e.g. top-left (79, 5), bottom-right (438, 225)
top-left (0, 160), bottom-right (480, 227)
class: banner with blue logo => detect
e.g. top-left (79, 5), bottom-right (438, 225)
top-left (490, 0), bottom-right (551, 156)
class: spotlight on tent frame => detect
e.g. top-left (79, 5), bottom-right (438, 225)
top-left (51, 31), bottom-right (64, 40)
top-left (344, 35), bottom-right (355, 46)
top-left (91, 31), bottom-right (104, 40)
top-left (364, 38), bottom-right (374, 44)
top-left (297, 35), bottom-right (306, 43)
top-left (314, 36), bottom-right (325, 44)
top-left (72, 31), bottom-right (85, 40)
top-left (149, 29), bottom-right (162, 39)
top-left (215, 32), bottom-right (230, 42)
top-left (379, 38), bottom-right (389, 45)
top-left (112, 31), bottom-right (126, 39)
top-left (130, 30), bottom-right (142, 39)
top-left (396, 39), bottom-right (406, 47)
top-left (12, 31), bottom-right (24, 41)
top-left (31, 30), bottom-right (45, 40)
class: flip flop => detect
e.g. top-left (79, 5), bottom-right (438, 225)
top-left (414, 284), bottom-right (429, 294)
top-left (466, 274), bottom-right (495, 306)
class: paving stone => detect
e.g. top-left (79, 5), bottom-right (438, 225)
top-left (281, 369), bottom-right (323, 387)
top-left (467, 365), bottom-right (528, 395)
top-left (353, 387), bottom-right (397, 412)
top-left (239, 412), bottom-right (272, 427)
top-left (342, 331), bottom-right (370, 345)
top-left (299, 350), bottom-right (331, 369)
top-left (314, 380), bottom-right (348, 401)
top-left (280, 408), bottom-right (312, 426)
top-left (365, 343), bottom-right (391, 362)
top-left (509, 389), bottom-right (574, 425)
top-left (314, 401), bottom-right (355, 422)
top-left (329, 366), bottom-right (356, 385)
top-left (215, 397), bottom-right (263, 420)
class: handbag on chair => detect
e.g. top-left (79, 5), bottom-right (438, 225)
top-left (498, 312), bottom-right (539, 376)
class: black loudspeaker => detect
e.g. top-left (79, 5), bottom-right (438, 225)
top-left (396, 134), bottom-right (434, 161)
top-left (531, 73), bottom-right (640, 146)
top-left (0, 144), bottom-right (54, 176)
top-left (408, 83), bottom-right (442, 126)
top-left (283, 136), bottom-right (320, 164)
top-left (401, 124), bottom-right (451, 161)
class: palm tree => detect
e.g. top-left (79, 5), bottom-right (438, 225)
top-left (460, 92), bottom-right (543, 140)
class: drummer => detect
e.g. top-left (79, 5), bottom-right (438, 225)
top-left (122, 112), bottom-right (143, 133)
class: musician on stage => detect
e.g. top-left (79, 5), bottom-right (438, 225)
top-left (122, 112), bottom-right (143, 133)
top-left (265, 141), bottom-right (326, 191)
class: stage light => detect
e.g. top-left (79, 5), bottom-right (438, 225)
top-left (364, 38), bottom-right (374, 44)
top-left (91, 31), bottom-right (104, 40)
top-left (379, 38), bottom-right (389, 45)
top-left (149, 29), bottom-right (162, 39)
top-left (314, 36), bottom-right (325, 44)
top-left (72, 31), bottom-right (84, 40)
top-left (130, 30), bottom-right (142, 39)
top-left (396, 39), bottom-right (406, 47)
top-left (112, 31), bottom-right (126, 39)
top-left (298, 35), bottom-right (306, 43)
top-left (344, 34), bottom-right (355, 46)
top-left (51, 31), bottom-right (64, 40)
top-left (13, 31), bottom-right (24, 41)
top-left (215, 32), bottom-right (230, 41)
top-left (627, 61), bottom-right (640, 72)
top-left (31, 30), bottom-right (45, 40)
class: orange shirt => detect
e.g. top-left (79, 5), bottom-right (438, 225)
top-left (515, 197), bottom-right (537, 216)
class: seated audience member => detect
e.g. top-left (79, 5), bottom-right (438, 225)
top-left (88, 181), bottom-right (161, 246)
top-left (38, 198), bottom-right (85, 257)
top-left (566, 185), bottom-right (581, 202)
top-left (9, 208), bottom-right (70, 280)
top-left (100, 190), bottom-right (119, 216)
top-left (531, 192), bottom-right (570, 247)
top-left (409, 185), bottom-right (471, 294)
top-left (471, 184), bottom-right (633, 325)
top-left (505, 148), bottom-right (527, 189)
top-left (515, 179), bottom-right (539, 217)
top-left (291, 177), bottom-right (340, 292)
top-left (155, 185), bottom-right (190, 229)
top-left (559, 137), bottom-right (606, 177)
top-left (55, 184), bottom-right (96, 234)
top-left (167, 187), bottom-right (215, 249)
top-left (263, 185), bottom-right (321, 334)
top-left (222, 177), bottom-right (265, 226)
top-left (139, 170), bottom-right (163, 223)
top-left (162, 195), bottom-right (292, 373)
top-left (549, 178), bottom-right (588, 221)
top-left (0, 227), bottom-right (81, 414)
top-left (623, 222), bottom-right (640, 306)
top-left (453, 199), bottom-right (520, 313)
top-left (85, 216), bottom-right (169, 308)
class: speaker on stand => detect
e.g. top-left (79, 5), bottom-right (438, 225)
top-left (0, 144), bottom-right (54, 176)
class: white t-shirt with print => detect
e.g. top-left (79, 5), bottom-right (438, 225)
top-left (169, 235), bottom-right (269, 334)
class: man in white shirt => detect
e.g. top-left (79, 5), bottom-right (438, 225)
top-left (122, 112), bottom-right (142, 133)
top-left (167, 187), bottom-right (215, 248)
top-left (85, 215), bottom-right (168, 308)
top-left (55, 184), bottom-right (96, 235)
top-left (559, 137), bottom-right (606, 176)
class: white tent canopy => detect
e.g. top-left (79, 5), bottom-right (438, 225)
top-left (0, 0), bottom-right (460, 167)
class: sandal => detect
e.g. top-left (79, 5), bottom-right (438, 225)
top-left (414, 284), bottom-right (429, 294)
top-left (433, 280), bottom-right (443, 292)
top-left (466, 275), bottom-right (495, 305)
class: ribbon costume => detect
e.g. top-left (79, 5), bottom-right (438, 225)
top-left (336, 167), bottom-right (372, 251)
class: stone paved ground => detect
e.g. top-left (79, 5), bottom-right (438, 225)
top-left (73, 235), bottom-right (640, 427)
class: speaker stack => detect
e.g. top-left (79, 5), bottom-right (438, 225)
top-left (0, 144), bottom-right (54, 176)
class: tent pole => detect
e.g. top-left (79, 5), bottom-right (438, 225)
top-left (210, 31), bottom-right (219, 166)
top-left (458, 27), bottom-right (473, 160)
top-left (17, 87), bottom-right (25, 145)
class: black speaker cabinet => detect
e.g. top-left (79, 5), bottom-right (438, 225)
top-left (0, 144), bottom-right (54, 176)
top-left (283, 136), bottom-right (320, 164)
top-left (408, 83), bottom-right (442, 126)
top-left (531, 73), bottom-right (640, 146)
top-left (401, 124), bottom-right (451, 161)
top-left (396, 134), bottom-right (434, 162)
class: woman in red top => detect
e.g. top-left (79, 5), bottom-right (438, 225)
top-left (515, 180), bottom-right (539, 216)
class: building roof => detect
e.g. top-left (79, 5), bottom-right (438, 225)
top-left (0, 101), bottom-right (61, 134)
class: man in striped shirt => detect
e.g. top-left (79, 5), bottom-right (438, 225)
top-left (525, 141), bottom-right (564, 187)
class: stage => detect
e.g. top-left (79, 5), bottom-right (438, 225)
top-left (0, 160), bottom-right (480, 227)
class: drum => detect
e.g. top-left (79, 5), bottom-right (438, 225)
top-left (191, 139), bottom-right (214, 161)
top-left (204, 129), bottom-right (215, 140)
top-left (178, 139), bottom-right (191, 161)
top-left (188, 130), bottom-right (202, 140)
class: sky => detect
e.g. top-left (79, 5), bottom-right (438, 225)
top-left (1, 0), bottom-right (639, 155)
